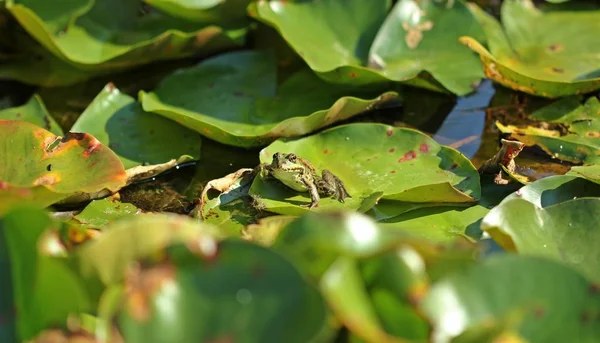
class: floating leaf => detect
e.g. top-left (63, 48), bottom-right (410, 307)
top-left (0, 95), bottom-right (62, 135)
top-left (1, 207), bottom-right (97, 341)
top-left (140, 50), bottom-right (401, 147)
top-left (378, 205), bottom-right (488, 243)
top-left (568, 164), bottom-right (600, 184)
top-left (144, 0), bottom-right (251, 23)
top-left (422, 255), bottom-right (600, 342)
top-left (77, 213), bottom-right (225, 285)
top-left (0, 120), bottom-right (127, 214)
top-left (482, 195), bottom-right (600, 282)
top-left (6, 0), bottom-right (247, 69)
top-left (462, 0), bottom-right (600, 97)
top-left (69, 197), bottom-right (141, 231)
top-left (250, 0), bottom-right (485, 95)
top-left (249, 123), bottom-right (480, 215)
top-left (71, 83), bottom-right (202, 169)
top-left (117, 240), bottom-right (327, 343)
top-left (0, 30), bottom-right (107, 87)
top-left (497, 96), bottom-right (600, 163)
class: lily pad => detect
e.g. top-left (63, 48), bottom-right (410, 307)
top-left (71, 83), bottom-right (202, 169)
top-left (0, 29), bottom-right (108, 87)
top-left (500, 174), bottom-right (600, 207)
top-left (378, 205), bottom-right (489, 243)
top-left (1, 207), bottom-right (97, 340)
top-left (144, 0), bottom-right (251, 24)
top-left (77, 213), bottom-right (223, 285)
top-left (69, 197), bottom-right (141, 231)
top-left (140, 50), bottom-right (401, 147)
top-left (117, 240), bottom-right (327, 343)
top-left (482, 196), bottom-right (600, 282)
top-left (0, 120), bottom-right (127, 214)
top-left (6, 0), bottom-right (247, 69)
top-left (462, 0), bottom-right (600, 97)
top-left (569, 164), bottom-right (600, 184)
top-left (497, 96), bottom-right (600, 163)
top-left (249, 123), bottom-right (480, 215)
top-left (422, 255), bottom-right (600, 342)
top-left (0, 95), bottom-right (62, 135)
top-left (250, 0), bottom-right (485, 95)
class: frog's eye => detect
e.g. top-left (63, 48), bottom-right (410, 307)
top-left (288, 153), bottom-right (297, 162)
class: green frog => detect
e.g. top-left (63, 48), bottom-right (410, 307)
top-left (257, 152), bottom-right (351, 208)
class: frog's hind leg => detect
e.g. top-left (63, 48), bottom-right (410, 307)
top-left (318, 170), bottom-right (351, 203)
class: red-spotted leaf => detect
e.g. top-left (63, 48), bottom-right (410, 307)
top-left (0, 120), bottom-right (127, 214)
top-left (250, 123), bottom-right (480, 215)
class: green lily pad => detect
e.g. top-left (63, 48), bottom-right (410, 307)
top-left (497, 96), bottom-right (600, 163)
top-left (250, 0), bottom-right (485, 95)
top-left (118, 240), bottom-right (327, 343)
top-left (0, 120), bottom-right (127, 214)
top-left (462, 0), bottom-right (600, 98)
top-left (378, 205), bottom-right (489, 243)
top-left (0, 29), bottom-right (107, 87)
top-left (6, 0), bottom-right (247, 69)
top-left (0, 95), bottom-right (62, 135)
top-left (482, 196), bottom-right (600, 282)
top-left (422, 255), bottom-right (600, 342)
top-left (144, 0), bottom-right (251, 23)
top-left (249, 123), bottom-right (480, 215)
top-left (1, 207), bottom-right (96, 340)
top-left (272, 212), bottom-right (472, 341)
top-left (140, 50), bottom-right (401, 147)
top-left (500, 174), bottom-right (600, 207)
top-left (71, 83), bottom-right (202, 169)
top-left (569, 165), bottom-right (600, 184)
top-left (69, 197), bottom-right (141, 230)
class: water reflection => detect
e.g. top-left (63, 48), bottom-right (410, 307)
top-left (433, 80), bottom-right (495, 159)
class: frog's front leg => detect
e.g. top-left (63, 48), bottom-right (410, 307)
top-left (317, 170), bottom-right (351, 203)
top-left (253, 163), bottom-right (273, 180)
top-left (303, 175), bottom-right (320, 209)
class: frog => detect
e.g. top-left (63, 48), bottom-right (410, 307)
top-left (257, 152), bottom-right (351, 208)
top-left (478, 138), bottom-right (525, 185)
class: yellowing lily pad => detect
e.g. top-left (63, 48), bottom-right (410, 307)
top-left (6, 0), bottom-right (247, 69)
top-left (0, 120), bottom-right (127, 214)
top-left (497, 96), bottom-right (600, 163)
top-left (140, 50), bottom-right (401, 147)
top-left (462, 0), bottom-right (600, 97)
top-left (249, 123), bottom-right (480, 215)
top-left (251, 0), bottom-right (485, 95)
top-left (71, 83), bottom-right (202, 169)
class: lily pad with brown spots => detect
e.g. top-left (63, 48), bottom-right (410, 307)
top-left (0, 120), bottom-right (127, 214)
top-left (250, 0), bottom-right (485, 95)
top-left (249, 123), bottom-right (480, 215)
top-left (497, 96), bottom-right (600, 164)
top-left (462, 0), bottom-right (600, 98)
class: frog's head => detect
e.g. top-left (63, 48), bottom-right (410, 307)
top-left (271, 152), bottom-right (303, 173)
